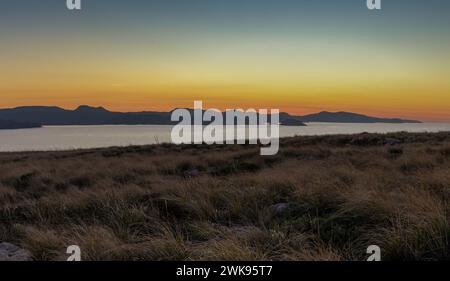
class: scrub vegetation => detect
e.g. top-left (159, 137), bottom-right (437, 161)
top-left (0, 132), bottom-right (449, 261)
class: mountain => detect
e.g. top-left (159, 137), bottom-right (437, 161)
top-left (0, 106), bottom-right (173, 126)
top-left (279, 118), bottom-right (307, 126)
top-left (0, 106), bottom-right (420, 127)
top-left (292, 111), bottom-right (421, 124)
top-left (0, 106), bottom-right (305, 126)
top-left (0, 119), bottom-right (42, 130)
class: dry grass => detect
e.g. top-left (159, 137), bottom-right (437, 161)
top-left (0, 132), bottom-right (449, 261)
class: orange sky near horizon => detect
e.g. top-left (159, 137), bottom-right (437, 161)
top-left (2, 48), bottom-right (449, 122)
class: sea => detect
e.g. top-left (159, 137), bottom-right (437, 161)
top-left (0, 123), bottom-right (450, 152)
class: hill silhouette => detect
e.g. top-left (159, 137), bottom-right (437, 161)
top-left (0, 105), bottom-right (420, 128)
top-left (0, 119), bottom-right (41, 130)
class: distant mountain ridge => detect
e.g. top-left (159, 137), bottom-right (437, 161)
top-left (296, 111), bottom-right (420, 124)
top-left (0, 105), bottom-right (421, 128)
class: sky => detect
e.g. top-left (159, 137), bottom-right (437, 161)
top-left (1, 0), bottom-right (450, 121)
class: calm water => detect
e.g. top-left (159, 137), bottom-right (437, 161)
top-left (0, 123), bottom-right (450, 152)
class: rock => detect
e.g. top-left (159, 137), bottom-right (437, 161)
top-left (271, 203), bottom-right (289, 216)
top-left (0, 242), bottom-right (32, 261)
top-left (184, 169), bottom-right (200, 178)
top-left (385, 138), bottom-right (402, 145)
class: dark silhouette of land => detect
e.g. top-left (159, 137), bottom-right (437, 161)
top-left (0, 119), bottom-right (41, 130)
top-left (0, 105), bottom-right (421, 129)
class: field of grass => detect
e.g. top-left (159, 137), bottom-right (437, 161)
top-left (0, 132), bottom-right (449, 261)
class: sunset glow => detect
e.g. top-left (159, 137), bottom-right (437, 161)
top-left (1, 0), bottom-right (449, 121)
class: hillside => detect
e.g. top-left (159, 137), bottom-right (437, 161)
top-left (0, 132), bottom-right (448, 261)
top-left (0, 106), bottom-right (420, 126)
top-left (0, 120), bottom-right (42, 130)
